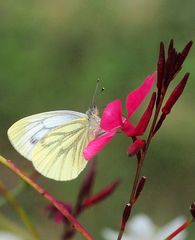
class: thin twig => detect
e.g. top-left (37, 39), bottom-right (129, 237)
top-left (117, 89), bottom-right (166, 240)
top-left (0, 181), bottom-right (26, 207)
top-left (0, 155), bottom-right (93, 240)
top-left (0, 180), bottom-right (41, 240)
top-left (164, 218), bottom-right (193, 240)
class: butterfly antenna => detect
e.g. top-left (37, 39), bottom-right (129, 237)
top-left (91, 79), bottom-right (100, 108)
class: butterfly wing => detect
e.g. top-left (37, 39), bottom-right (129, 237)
top-left (7, 110), bottom-right (87, 161)
top-left (8, 110), bottom-right (100, 181)
top-left (32, 118), bottom-right (90, 181)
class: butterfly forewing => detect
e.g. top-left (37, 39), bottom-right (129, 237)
top-left (32, 118), bottom-right (90, 181)
top-left (7, 111), bottom-right (87, 161)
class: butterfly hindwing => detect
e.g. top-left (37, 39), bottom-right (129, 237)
top-left (32, 118), bottom-right (90, 181)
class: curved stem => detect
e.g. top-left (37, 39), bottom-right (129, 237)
top-left (0, 181), bottom-right (26, 207)
top-left (0, 180), bottom-right (41, 240)
top-left (0, 155), bottom-right (93, 240)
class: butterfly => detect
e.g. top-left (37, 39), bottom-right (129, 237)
top-left (7, 106), bottom-right (101, 181)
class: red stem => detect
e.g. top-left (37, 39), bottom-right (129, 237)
top-left (164, 219), bottom-right (193, 240)
top-left (0, 156), bottom-right (93, 240)
top-left (117, 90), bottom-right (166, 240)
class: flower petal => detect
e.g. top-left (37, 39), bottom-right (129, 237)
top-left (101, 99), bottom-right (123, 131)
top-left (102, 229), bottom-right (129, 240)
top-left (126, 214), bottom-right (155, 239)
top-left (126, 72), bottom-right (156, 118)
top-left (83, 130), bottom-right (117, 160)
top-left (121, 119), bottom-right (136, 137)
top-left (132, 92), bottom-right (156, 136)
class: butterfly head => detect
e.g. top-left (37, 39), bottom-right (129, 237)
top-left (88, 79), bottom-right (104, 117)
top-left (86, 105), bottom-right (99, 118)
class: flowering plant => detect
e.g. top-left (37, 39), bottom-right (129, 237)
top-left (83, 72), bottom-right (156, 160)
top-left (103, 214), bottom-right (187, 240)
top-left (0, 40), bottom-right (194, 240)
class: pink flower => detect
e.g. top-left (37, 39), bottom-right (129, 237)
top-left (83, 72), bottom-right (156, 160)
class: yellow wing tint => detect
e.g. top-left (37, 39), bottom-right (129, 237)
top-left (32, 118), bottom-right (90, 181)
top-left (7, 117), bottom-right (44, 160)
top-left (7, 111), bottom-right (87, 161)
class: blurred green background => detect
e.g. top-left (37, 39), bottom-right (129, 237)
top-left (0, 0), bottom-right (195, 239)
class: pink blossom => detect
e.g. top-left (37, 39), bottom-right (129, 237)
top-left (83, 72), bottom-right (156, 160)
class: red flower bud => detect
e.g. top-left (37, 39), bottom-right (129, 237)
top-left (153, 113), bottom-right (166, 136)
top-left (75, 160), bottom-right (96, 214)
top-left (134, 176), bottom-right (147, 202)
top-left (159, 40), bottom-right (192, 88)
top-left (78, 159), bottom-right (96, 199)
top-left (83, 179), bottom-right (120, 208)
top-left (190, 202), bottom-right (195, 218)
top-left (162, 73), bottom-right (189, 115)
top-left (168, 39), bottom-right (174, 55)
top-left (164, 39), bottom-right (177, 84)
top-left (128, 139), bottom-right (145, 157)
top-left (175, 41), bottom-right (193, 73)
top-left (157, 42), bottom-right (165, 91)
top-left (121, 203), bottom-right (132, 230)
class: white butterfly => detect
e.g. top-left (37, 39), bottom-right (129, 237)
top-left (7, 107), bottom-right (101, 181)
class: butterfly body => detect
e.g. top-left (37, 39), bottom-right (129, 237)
top-left (8, 107), bottom-right (100, 181)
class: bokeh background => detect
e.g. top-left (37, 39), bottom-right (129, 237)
top-left (0, 1), bottom-right (195, 239)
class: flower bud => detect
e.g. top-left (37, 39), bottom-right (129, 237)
top-left (128, 139), bottom-right (145, 157)
top-left (153, 113), bottom-right (166, 136)
top-left (162, 73), bottom-right (189, 115)
top-left (83, 179), bottom-right (120, 208)
top-left (74, 160), bottom-right (96, 215)
top-left (134, 176), bottom-right (147, 202)
top-left (157, 42), bottom-right (165, 91)
top-left (78, 160), bottom-right (96, 199)
top-left (121, 203), bottom-right (132, 230)
top-left (190, 202), bottom-right (195, 219)
top-left (174, 41), bottom-right (193, 73)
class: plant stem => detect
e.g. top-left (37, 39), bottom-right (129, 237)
top-left (0, 155), bottom-right (93, 240)
top-left (117, 92), bottom-right (166, 240)
top-left (164, 218), bottom-right (193, 240)
top-left (0, 180), bottom-right (41, 240)
top-left (0, 181), bottom-right (26, 207)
